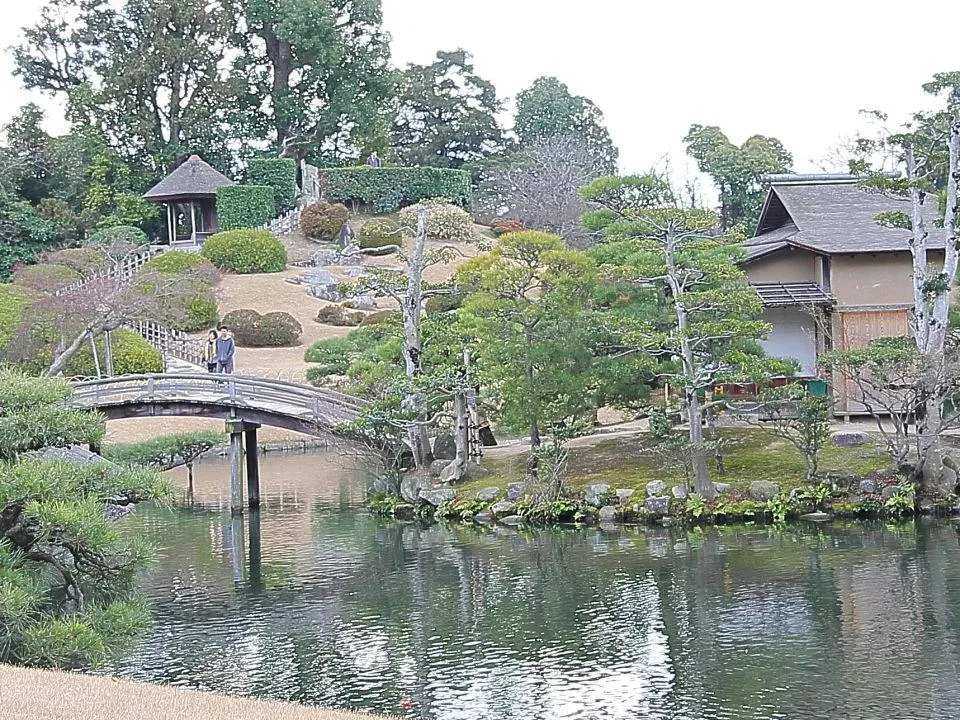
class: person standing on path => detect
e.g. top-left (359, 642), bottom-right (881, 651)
top-left (216, 325), bottom-right (235, 374)
top-left (203, 330), bottom-right (219, 373)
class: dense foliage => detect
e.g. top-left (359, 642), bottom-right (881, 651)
top-left (398, 199), bottom-right (475, 242)
top-left (248, 158), bottom-right (298, 214)
top-left (358, 218), bottom-right (402, 248)
top-left (103, 430), bottom-right (222, 478)
top-left (215, 186), bottom-right (276, 231)
top-left (0, 369), bottom-right (168, 668)
top-left (324, 167), bottom-right (472, 213)
top-left (12, 264), bottom-right (81, 292)
top-left (301, 202), bottom-right (350, 242)
top-left (0, 284), bottom-right (28, 352)
top-left (222, 309), bottom-right (302, 347)
top-left (65, 329), bottom-right (164, 377)
top-left (201, 230), bottom-right (287, 274)
top-left (141, 252), bottom-right (219, 331)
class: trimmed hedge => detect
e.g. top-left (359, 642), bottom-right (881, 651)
top-left (0, 284), bottom-right (27, 351)
top-left (201, 230), bottom-right (287, 274)
top-left (324, 167), bottom-right (472, 213)
top-left (143, 250), bottom-right (212, 276)
top-left (249, 158), bottom-right (298, 214)
top-left (301, 202), bottom-right (349, 242)
top-left (358, 218), bottom-right (401, 249)
top-left (398, 199), bottom-right (475, 242)
top-left (222, 309), bottom-right (302, 347)
top-left (216, 185), bottom-right (276, 230)
top-left (12, 264), bottom-right (82, 293)
top-left (66, 329), bottom-right (163, 377)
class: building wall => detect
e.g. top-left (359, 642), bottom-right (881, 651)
top-left (831, 309), bottom-right (910, 415)
top-left (829, 250), bottom-right (945, 308)
top-left (744, 248), bottom-right (818, 283)
top-left (759, 307), bottom-right (817, 376)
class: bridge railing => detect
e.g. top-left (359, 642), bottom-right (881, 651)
top-left (69, 373), bottom-right (370, 426)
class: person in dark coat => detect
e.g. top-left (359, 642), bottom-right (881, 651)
top-left (216, 325), bottom-right (235, 374)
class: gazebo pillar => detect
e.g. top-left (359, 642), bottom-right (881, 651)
top-left (190, 201), bottom-right (197, 244)
top-left (166, 203), bottom-right (175, 245)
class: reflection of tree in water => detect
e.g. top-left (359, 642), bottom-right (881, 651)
top-left (114, 498), bottom-right (960, 720)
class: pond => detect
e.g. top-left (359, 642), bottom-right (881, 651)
top-left (111, 449), bottom-right (960, 720)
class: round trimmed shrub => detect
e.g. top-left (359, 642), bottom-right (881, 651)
top-left (316, 305), bottom-right (365, 327)
top-left (85, 225), bottom-right (149, 256)
top-left (490, 218), bottom-right (525, 236)
top-left (398, 199), bottom-right (475, 242)
top-left (45, 248), bottom-right (112, 275)
top-left (201, 230), bottom-right (287, 274)
top-left (12, 264), bottom-right (82, 293)
top-left (221, 309), bottom-right (302, 347)
top-left (425, 292), bottom-right (464, 315)
top-left (358, 218), bottom-right (401, 249)
top-left (301, 202), bottom-right (350, 242)
top-left (143, 251), bottom-right (213, 276)
top-left (183, 293), bottom-right (220, 332)
top-left (65, 329), bottom-right (163, 377)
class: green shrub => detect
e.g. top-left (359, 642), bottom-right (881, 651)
top-left (316, 305), bottom-right (365, 327)
top-left (301, 202), bottom-right (350, 242)
top-left (201, 230), bottom-right (287, 274)
top-left (85, 225), bottom-right (149, 254)
top-left (358, 218), bottom-right (401, 249)
top-left (359, 309), bottom-right (397, 326)
top-left (12, 264), bottom-right (82, 293)
top-left (143, 251), bottom-right (212, 276)
top-left (45, 248), bottom-right (111, 275)
top-left (215, 185), bottom-right (276, 230)
top-left (183, 293), bottom-right (220, 332)
top-left (221, 309), bottom-right (302, 347)
top-left (65, 329), bottom-right (163, 377)
top-left (249, 158), bottom-right (298, 214)
top-left (103, 430), bottom-right (223, 469)
top-left (304, 337), bottom-right (356, 374)
top-left (398, 199), bottom-right (475, 242)
top-left (490, 218), bottom-right (525, 236)
top-left (324, 167), bottom-right (472, 213)
top-left (0, 284), bottom-right (27, 351)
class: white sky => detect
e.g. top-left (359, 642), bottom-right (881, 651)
top-left (0, 0), bottom-right (957, 192)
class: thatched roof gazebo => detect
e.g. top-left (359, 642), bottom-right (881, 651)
top-left (144, 155), bottom-right (234, 247)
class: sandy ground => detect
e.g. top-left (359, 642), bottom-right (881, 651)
top-left (0, 664), bottom-right (395, 720)
top-left (103, 230), bottom-right (480, 444)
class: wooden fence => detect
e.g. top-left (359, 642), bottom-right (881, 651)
top-left (55, 250), bottom-right (158, 297)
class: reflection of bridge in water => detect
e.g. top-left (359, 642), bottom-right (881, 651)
top-left (70, 373), bottom-right (370, 514)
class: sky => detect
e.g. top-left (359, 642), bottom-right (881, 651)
top-left (0, 0), bottom-right (957, 195)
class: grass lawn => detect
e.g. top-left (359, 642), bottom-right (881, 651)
top-left (463, 428), bottom-right (893, 497)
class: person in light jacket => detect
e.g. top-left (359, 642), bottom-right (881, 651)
top-left (216, 325), bottom-right (235, 374)
top-left (203, 330), bottom-right (219, 373)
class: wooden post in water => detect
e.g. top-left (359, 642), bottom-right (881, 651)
top-left (244, 423), bottom-right (261, 508)
top-left (226, 419), bottom-right (245, 516)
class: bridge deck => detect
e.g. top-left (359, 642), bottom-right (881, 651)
top-left (70, 373), bottom-right (369, 436)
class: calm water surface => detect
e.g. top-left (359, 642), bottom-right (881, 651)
top-left (112, 450), bottom-right (960, 719)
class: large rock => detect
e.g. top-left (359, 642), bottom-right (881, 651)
top-left (311, 248), bottom-right (339, 266)
top-left (858, 478), bottom-right (878, 495)
top-left (507, 482), bottom-right (528, 501)
top-left (943, 465), bottom-right (958, 490)
top-left (646, 480), bottom-right (667, 497)
top-left (491, 501), bottom-right (516, 516)
top-left (346, 294), bottom-right (377, 311)
top-left (438, 461), bottom-right (464, 484)
top-left (476, 486), bottom-right (502, 502)
top-left (800, 511), bottom-right (833, 522)
top-left (671, 485), bottom-right (689, 500)
top-left (645, 496), bottom-right (671, 516)
top-left (433, 433), bottom-right (457, 461)
top-left (420, 488), bottom-right (456, 506)
top-left (881, 484), bottom-right (901, 502)
top-left (748, 480), bottom-right (780, 502)
top-left (400, 472), bottom-right (428, 504)
top-left (428, 459), bottom-right (450, 479)
top-left (584, 483), bottom-right (613, 508)
top-left (713, 482), bottom-right (731, 495)
top-left (831, 430), bottom-right (870, 447)
top-left (305, 269), bottom-right (341, 302)
top-left (498, 515), bottom-right (524, 526)
top-left (598, 505), bottom-right (618, 523)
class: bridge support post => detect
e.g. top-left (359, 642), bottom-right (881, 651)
top-left (226, 419), bottom-right (246, 516)
top-left (244, 424), bottom-right (261, 509)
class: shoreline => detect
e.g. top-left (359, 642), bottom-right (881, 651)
top-left (0, 664), bottom-right (395, 720)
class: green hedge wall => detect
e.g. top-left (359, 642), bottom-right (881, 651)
top-left (216, 185), bottom-right (276, 230)
top-left (324, 167), bottom-right (472, 213)
top-left (249, 158), bottom-right (298, 214)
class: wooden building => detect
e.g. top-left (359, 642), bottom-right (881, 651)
top-left (143, 155), bottom-right (234, 248)
top-left (741, 174), bottom-right (946, 413)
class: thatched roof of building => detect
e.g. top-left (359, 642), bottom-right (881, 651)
top-left (744, 177), bottom-right (948, 261)
top-left (143, 155), bottom-right (234, 203)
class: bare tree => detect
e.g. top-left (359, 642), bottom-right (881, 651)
top-left (476, 136), bottom-right (605, 246)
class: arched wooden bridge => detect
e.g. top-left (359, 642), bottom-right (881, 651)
top-left (69, 373), bottom-right (369, 436)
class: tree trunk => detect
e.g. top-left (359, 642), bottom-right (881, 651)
top-left (46, 326), bottom-right (97, 377)
top-left (401, 208), bottom-right (434, 469)
top-left (448, 392), bottom-right (470, 481)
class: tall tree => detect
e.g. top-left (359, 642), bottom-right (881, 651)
top-left (514, 76), bottom-right (618, 175)
top-left (457, 231), bottom-right (597, 486)
top-left (15, 0), bottom-right (239, 172)
top-left (684, 124), bottom-right (793, 232)
top-left (237, 0), bottom-right (395, 163)
top-left (393, 50), bottom-right (506, 169)
top-left (582, 175), bottom-right (769, 500)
